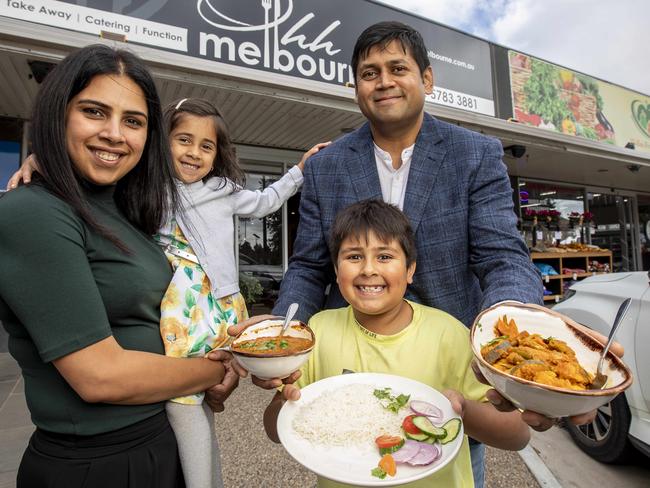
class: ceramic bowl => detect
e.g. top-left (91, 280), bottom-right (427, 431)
top-left (470, 302), bottom-right (632, 418)
top-left (230, 318), bottom-right (314, 380)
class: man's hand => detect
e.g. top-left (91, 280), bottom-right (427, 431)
top-left (472, 361), bottom-right (596, 432)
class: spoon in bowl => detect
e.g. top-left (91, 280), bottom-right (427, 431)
top-left (279, 302), bottom-right (299, 337)
top-left (589, 297), bottom-right (631, 389)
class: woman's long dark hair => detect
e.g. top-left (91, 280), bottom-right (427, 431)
top-left (164, 98), bottom-right (245, 189)
top-left (30, 44), bottom-right (178, 244)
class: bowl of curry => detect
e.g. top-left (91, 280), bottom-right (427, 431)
top-left (230, 318), bottom-right (315, 379)
top-left (470, 302), bottom-right (632, 418)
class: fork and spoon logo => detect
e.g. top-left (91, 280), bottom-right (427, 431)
top-left (197, 0), bottom-right (342, 69)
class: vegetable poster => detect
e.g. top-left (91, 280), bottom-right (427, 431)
top-left (509, 51), bottom-right (650, 154)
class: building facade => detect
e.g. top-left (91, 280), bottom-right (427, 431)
top-left (1, 0), bottom-right (649, 310)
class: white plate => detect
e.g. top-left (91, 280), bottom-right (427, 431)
top-left (277, 373), bottom-right (464, 487)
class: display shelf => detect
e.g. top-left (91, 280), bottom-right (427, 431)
top-left (543, 294), bottom-right (562, 302)
top-left (531, 250), bottom-right (613, 301)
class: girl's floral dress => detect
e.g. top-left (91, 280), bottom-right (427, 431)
top-left (155, 219), bottom-right (248, 405)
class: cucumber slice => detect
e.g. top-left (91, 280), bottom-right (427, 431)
top-left (412, 416), bottom-right (446, 439)
top-left (439, 418), bottom-right (462, 445)
top-left (403, 430), bottom-right (429, 442)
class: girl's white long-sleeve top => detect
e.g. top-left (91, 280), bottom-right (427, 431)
top-left (165, 166), bottom-right (303, 299)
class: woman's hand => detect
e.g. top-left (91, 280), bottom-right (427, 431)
top-left (296, 141), bottom-right (331, 172)
top-left (6, 154), bottom-right (39, 190)
top-left (204, 349), bottom-right (248, 412)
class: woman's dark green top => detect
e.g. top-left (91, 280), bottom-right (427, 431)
top-left (0, 184), bottom-right (172, 435)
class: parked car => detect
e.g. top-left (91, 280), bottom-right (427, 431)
top-left (238, 254), bottom-right (283, 307)
top-left (553, 271), bottom-right (650, 463)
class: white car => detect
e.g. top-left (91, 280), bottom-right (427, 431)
top-left (553, 271), bottom-right (650, 463)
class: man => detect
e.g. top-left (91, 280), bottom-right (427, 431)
top-left (274, 22), bottom-right (542, 329)
top-left (272, 21), bottom-right (543, 487)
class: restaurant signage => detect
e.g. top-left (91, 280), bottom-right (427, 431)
top-left (509, 50), bottom-right (650, 154)
top-left (0, 0), bottom-right (496, 116)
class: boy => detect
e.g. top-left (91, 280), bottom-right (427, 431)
top-left (263, 200), bottom-right (530, 487)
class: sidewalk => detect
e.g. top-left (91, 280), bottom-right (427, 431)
top-left (0, 349), bottom-right (539, 488)
top-left (0, 353), bottom-right (32, 488)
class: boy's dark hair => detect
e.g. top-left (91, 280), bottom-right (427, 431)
top-left (351, 21), bottom-right (430, 83)
top-left (329, 200), bottom-right (417, 267)
top-left (30, 44), bottom-right (178, 247)
top-left (164, 98), bottom-right (245, 188)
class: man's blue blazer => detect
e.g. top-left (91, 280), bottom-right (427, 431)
top-left (274, 113), bottom-right (543, 327)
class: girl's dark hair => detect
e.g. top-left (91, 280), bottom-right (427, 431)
top-left (30, 43), bottom-right (178, 246)
top-left (164, 98), bottom-right (245, 189)
top-left (329, 199), bottom-right (417, 267)
top-left (351, 21), bottom-right (430, 83)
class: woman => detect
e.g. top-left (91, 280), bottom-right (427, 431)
top-left (0, 45), bottom-right (234, 487)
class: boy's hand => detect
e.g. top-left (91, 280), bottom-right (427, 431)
top-left (281, 383), bottom-right (301, 401)
top-left (296, 141), bottom-right (331, 172)
top-left (443, 389), bottom-right (467, 418)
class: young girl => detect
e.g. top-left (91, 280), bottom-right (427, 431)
top-left (9, 97), bottom-right (329, 488)
top-left (156, 98), bottom-right (328, 488)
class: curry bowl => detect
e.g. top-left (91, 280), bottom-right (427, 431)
top-left (470, 302), bottom-right (632, 418)
top-left (230, 318), bottom-right (315, 380)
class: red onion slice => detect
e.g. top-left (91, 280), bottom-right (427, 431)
top-left (391, 440), bottom-right (421, 463)
top-left (406, 443), bottom-right (442, 466)
top-left (409, 400), bottom-right (443, 420)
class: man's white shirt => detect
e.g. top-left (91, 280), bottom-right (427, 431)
top-left (373, 143), bottom-right (414, 210)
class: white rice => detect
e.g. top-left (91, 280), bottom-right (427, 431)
top-left (292, 384), bottom-right (404, 447)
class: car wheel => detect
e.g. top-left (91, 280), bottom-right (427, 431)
top-left (566, 394), bottom-right (634, 464)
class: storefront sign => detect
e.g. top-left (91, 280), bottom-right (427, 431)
top-left (0, 0), bottom-right (187, 50)
top-left (509, 51), bottom-right (650, 153)
top-left (0, 0), bottom-right (495, 116)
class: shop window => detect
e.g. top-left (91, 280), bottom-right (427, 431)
top-left (518, 180), bottom-right (586, 250)
top-left (0, 117), bottom-right (23, 192)
top-left (589, 193), bottom-right (638, 272)
top-left (237, 173), bottom-right (284, 315)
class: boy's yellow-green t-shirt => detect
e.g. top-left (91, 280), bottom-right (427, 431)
top-left (296, 300), bottom-right (490, 488)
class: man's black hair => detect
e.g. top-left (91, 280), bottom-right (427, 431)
top-left (351, 21), bottom-right (430, 83)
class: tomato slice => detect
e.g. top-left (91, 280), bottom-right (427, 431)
top-left (375, 435), bottom-right (403, 449)
top-left (402, 415), bottom-right (423, 435)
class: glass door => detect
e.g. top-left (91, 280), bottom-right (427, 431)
top-left (237, 173), bottom-right (284, 314)
top-left (587, 192), bottom-right (640, 272)
top-left (637, 194), bottom-right (650, 271)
